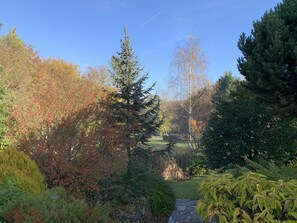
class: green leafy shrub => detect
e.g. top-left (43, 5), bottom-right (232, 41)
top-left (196, 172), bottom-right (297, 223)
top-left (187, 157), bottom-right (208, 176)
top-left (0, 147), bottom-right (45, 194)
top-left (101, 172), bottom-right (175, 215)
top-left (1, 187), bottom-right (113, 223)
top-left (174, 153), bottom-right (209, 176)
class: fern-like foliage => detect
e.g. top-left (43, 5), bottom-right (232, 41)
top-left (244, 158), bottom-right (297, 181)
top-left (196, 172), bottom-right (297, 223)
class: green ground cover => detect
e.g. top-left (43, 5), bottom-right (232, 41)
top-left (168, 177), bottom-right (203, 200)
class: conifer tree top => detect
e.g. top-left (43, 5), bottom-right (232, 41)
top-left (111, 28), bottom-right (143, 89)
top-left (237, 0), bottom-right (297, 117)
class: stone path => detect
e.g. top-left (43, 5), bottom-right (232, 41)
top-left (168, 199), bottom-right (218, 223)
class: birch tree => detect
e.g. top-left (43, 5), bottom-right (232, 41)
top-left (169, 37), bottom-right (209, 149)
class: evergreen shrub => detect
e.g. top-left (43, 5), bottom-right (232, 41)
top-left (137, 172), bottom-right (175, 215)
top-left (0, 147), bottom-right (45, 194)
top-left (101, 172), bottom-right (175, 215)
top-left (1, 187), bottom-right (113, 223)
top-left (0, 180), bottom-right (23, 223)
top-left (225, 158), bottom-right (297, 181)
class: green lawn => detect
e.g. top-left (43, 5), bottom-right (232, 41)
top-left (148, 136), bottom-right (189, 154)
top-left (149, 136), bottom-right (203, 200)
top-left (168, 177), bottom-right (204, 200)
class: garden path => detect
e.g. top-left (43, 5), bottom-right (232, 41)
top-left (168, 199), bottom-right (218, 223)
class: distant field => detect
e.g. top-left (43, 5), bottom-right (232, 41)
top-left (148, 136), bottom-right (189, 154)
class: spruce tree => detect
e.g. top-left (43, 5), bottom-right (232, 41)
top-left (110, 28), bottom-right (161, 175)
top-left (212, 71), bottom-right (236, 106)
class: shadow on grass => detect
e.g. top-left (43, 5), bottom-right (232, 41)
top-left (168, 176), bottom-right (205, 200)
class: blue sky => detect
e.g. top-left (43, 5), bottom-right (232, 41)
top-left (1, 0), bottom-right (282, 88)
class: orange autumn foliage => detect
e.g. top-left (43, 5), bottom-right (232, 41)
top-left (189, 117), bottom-right (206, 149)
top-left (1, 31), bottom-right (128, 201)
top-left (11, 58), bottom-right (101, 141)
top-left (18, 95), bottom-right (127, 201)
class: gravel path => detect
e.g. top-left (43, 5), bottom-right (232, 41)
top-left (168, 199), bottom-right (218, 223)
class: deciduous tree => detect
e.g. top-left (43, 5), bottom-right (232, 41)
top-left (169, 37), bottom-right (209, 149)
top-left (18, 96), bottom-right (126, 201)
top-left (84, 65), bottom-right (111, 86)
top-left (10, 57), bottom-right (99, 141)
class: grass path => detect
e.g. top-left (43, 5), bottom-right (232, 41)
top-left (149, 136), bottom-right (203, 200)
top-left (168, 176), bottom-right (203, 200)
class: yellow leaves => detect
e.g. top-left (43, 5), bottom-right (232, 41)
top-left (256, 183), bottom-right (262, 192)
top-left (42, 58), bottom-right (80, 80)
top-left (232, 208), bottom-right (241, 221)
top-left (84, 65), bottom-right (111, 86)
top-left (241, 209), bottom-right (253, 223)
top-left (8, 56), bottom-right (109, 140)
top-left (209, 186), bottom-right (218, 201)
top-left (254, 209), bottom-right (268, 221)
top-left (196, 172), bottom-right (297, 223)
top-left (196, 200), bottom-right (208, 220)
top-left (287, 212), bottom-right (297, 219)
top-left (189, 117), bottom-right (197, 129)
top-left (218, 214), bottom-right (228, 223)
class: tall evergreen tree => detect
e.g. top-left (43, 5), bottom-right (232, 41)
top-left (110, 28), bottom-right (161, 175)
top-left (237, 0), bottom-right (297, 117)
top-left (202, 78), bottom-right (296, 169)
top-left (212, 71), bottom-right (236, 106)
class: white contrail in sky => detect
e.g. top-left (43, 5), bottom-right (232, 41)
top-left (140, 10), bottom-right (164, 28)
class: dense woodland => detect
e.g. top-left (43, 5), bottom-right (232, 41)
top-left (0, 0), bottom-right (296, 222)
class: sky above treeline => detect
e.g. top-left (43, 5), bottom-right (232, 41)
top-left (1, 0), bottom-right (282, 88)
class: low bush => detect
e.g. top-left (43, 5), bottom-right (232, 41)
top-left (196, 172), bottom-right (297, 223)
top-left (137, 172), bottom-right (175, 215)
top-left (18, 102), bottom-right (127, 202)
top-left (244, 158), bottom-right (297, 181)
top-left (0, 147), bottom-right (45, 194)
top-left (0, 180), bottom-right (23, 223)
top-left (34, 146), bottom-right (103, 202)
top-left (1, 187), bottom-right (113, 223)
top-left (101, 172), bottom-right (175, 215)
top-left (174, 153), bottom-right (209, 176)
